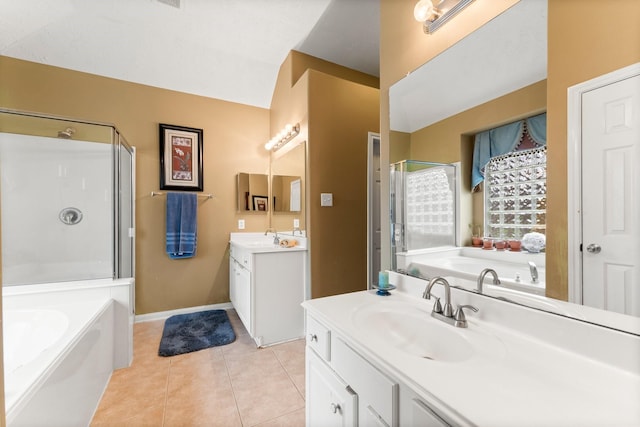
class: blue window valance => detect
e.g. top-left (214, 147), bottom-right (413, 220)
top-left (471, 113), bottom-right (546, 189)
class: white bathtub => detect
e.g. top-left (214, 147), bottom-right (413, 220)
top-left (398, 246), bottom-right (546, 295)
top-left (2, 279), bottom-right (133, 426)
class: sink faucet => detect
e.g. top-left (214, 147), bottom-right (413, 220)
top-left (422, 276), bottom-right (478, 328)
top-left (264, 228), bottom-right (279, 245)
top-left (476, 268), bottom-right (501, 294)
top-left (422, 276), bottom-right (453, 318)
top-left (292, 227), bottom-right (302, 236)
top-left (528, 261), bottom-right (538, 283)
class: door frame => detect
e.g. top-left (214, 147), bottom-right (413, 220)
top-left (367, 132), bottom-right (381, 289)
top-left (567, 62), bottom-right (640, 304)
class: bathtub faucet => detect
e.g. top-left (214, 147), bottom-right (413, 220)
top-left (476, 268), bottom-right (501, 294)
top-left (528, 261), bottom-right (538, 283)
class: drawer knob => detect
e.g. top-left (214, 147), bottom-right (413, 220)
top-left (330, 403), bottom-right (341, 414)
top-left (308, 333), bottom-right (318, 342)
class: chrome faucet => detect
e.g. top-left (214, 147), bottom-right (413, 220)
top-left (264, 228), bottom-right (279, 245)
top-left (422, 276), bottom-right (478, 328)
top-left (422, 276), bottom-right (454, 318)
top-left (292, 227), bottom-right (302, 236)
top-left (528, 261), bottom-right (538, 283)
top-left (476, 268), bottom-right (501, 294)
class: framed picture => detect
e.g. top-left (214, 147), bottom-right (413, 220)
top-left (252, 195), bottom-right (268, 211)
top-left (159, 123), bottom-right (203, 191)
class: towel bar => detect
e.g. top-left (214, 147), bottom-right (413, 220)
top-left (151, 191), bottom-right (214, 199)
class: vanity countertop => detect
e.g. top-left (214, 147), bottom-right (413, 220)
top-left (230, 232), bottom-right (307, 253)
top-left (303, 289), bottom-right (640, 427)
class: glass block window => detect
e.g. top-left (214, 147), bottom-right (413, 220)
top-left (405, 167), bottom-right (455, 244)
top-left (484, 147), bottom-right (546, 239)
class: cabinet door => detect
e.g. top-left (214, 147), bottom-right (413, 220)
top-left (307, 349), bottom-right (357, 427)
top-left (332, 337), bottom-right (398, 426)
top-left (361, 405), bottom-right (390, 427)
top-left (409, 399), bottom-right (451, 427)
top-left (229, 258), bottom-right (237, 305)
top-left (234, 262), bottom-right (252, 334)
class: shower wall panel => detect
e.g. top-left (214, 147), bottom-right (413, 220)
top-left (0, 133), bottom-right (113, 285)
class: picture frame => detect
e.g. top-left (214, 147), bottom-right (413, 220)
top-left (252, 195), bottom-right (268, 211)
top-left (159, 123), bottom-right (203, 191)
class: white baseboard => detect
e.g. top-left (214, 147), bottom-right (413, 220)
top-left (135, 302), bottom-right (234, 323)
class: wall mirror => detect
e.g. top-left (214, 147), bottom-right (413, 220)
top-left (236, 172), bottom-right (268, 212)
top-left (271, 141), bottom-right (306, 232)
top-left (272, 175), bottom-right (301, 213)
top-left (389, 0), bottom-right (638, 334)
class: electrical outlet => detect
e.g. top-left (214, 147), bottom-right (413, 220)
top-left (238, 219), bottom-right (245, 229)
top-left (320, 193), bottom-right (333, 207)
top-left (293, 219), bottom-right (300, 228)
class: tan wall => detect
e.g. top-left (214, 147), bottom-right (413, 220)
top-left (290, 51), bottom-right (379, 90)
top-left (0, 55), bottom-right (270, 314)
top-left (389, 131), bottom-right (411, 163)
top-left (546, 0), bottom-right (640, 300)
top-left (269, 52), bottom-right (311, 232)
top-left (270, 52), bottom-right (380, 297)
top-left (307, 70), bottom-right (380, 297)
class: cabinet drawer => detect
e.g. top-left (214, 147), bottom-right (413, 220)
top-left (306, 315), bottom-right (331, 361)
top-left (229, 244), bottom-right (252, 269)
top-left (332, 337), bottom-right (398, 427)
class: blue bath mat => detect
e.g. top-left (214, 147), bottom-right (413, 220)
top-left (158, 309), bottom-right (236, 357)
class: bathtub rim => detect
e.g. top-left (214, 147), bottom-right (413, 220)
top-left (2, 277), bottom-right (133, 297)
top-left (397, 247), bottom-right (546, 294)
top-left (4, 298), bottom-right (114, 422)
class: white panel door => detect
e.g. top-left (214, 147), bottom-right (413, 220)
top-left (582, 74), bottom-right (640, 315)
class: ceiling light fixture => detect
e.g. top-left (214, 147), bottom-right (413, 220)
top-left (265, 123), bottom-right (300, 151)
top-left (414, 0), bottom-right (475, 34)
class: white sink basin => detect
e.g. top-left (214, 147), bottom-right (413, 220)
top-left (351, 299), bottom-right (505, 363)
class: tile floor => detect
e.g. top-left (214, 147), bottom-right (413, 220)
top-left (91, 309), bottom-right (306, 427)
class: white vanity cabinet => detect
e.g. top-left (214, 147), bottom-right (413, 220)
top-left (305, 313), bottom-right (451, 427)
top-left (229, 242), bottom-right (305, 347)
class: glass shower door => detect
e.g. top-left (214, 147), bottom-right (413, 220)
top-left (117, 134), bottom-right (135, 279)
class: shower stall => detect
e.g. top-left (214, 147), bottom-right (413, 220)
top-left (390, 160), bottom-right (459, 272)
top-left (0, 109), bottom-right (134, 284)
top-left (0, 109), bottom-right (135, 425)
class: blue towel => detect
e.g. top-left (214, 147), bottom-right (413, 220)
top-left (166, 192), bottom-right (197, 259)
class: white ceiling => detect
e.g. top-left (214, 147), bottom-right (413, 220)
top-left (0, 0), bottom-right (380, 109)
top-left (390, 0), bottom-right (547, 133)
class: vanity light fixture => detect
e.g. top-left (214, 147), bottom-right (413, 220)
top-left (414, 0), bottom-right (475, 34)
top-left (265, 123), bottom-right (300, 151)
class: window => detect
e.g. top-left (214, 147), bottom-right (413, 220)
top-left (484, 146), bottom-right (546, 239)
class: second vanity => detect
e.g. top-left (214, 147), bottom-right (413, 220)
top-left (303, 272), bottom-right (640, 426)
top-left (230, 232), bottom-right (307, 347)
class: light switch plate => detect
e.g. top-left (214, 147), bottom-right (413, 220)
top-left (238, 219), bottom-right (245, 229)
top-left (320, 193), bottom-right (333, 207)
